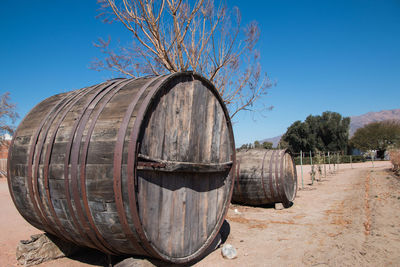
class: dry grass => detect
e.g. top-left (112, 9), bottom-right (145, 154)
top-left (389, 149), bottom-right (400, 175)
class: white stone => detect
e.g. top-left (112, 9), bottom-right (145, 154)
top-left (275, 203), bottom-right (285, 210)
top-left (221, 244), bottom-right (237, 259)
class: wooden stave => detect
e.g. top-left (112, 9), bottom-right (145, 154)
top-left (7, 72), bottom-right (235, 264)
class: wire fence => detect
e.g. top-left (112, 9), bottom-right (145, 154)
top-left (294, 150), bottom-right (377, 189)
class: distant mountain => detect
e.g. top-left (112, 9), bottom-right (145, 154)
top-left (349, 109), bottom-right (400, 136)
top-left (260, 108), bottom-right (400, 147)
top-left (261, 135), bottom-right (282, 148)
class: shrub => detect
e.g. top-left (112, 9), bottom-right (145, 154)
top-left (294, 154), bottom-right (365, 165)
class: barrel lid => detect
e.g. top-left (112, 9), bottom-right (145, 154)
top-left (134, 72), bottom-right (235, 262)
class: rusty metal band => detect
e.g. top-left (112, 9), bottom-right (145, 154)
top-left (260, 150), bottom-right (270, 203)
top-left (279, 151), bottom-right (288, 204)
top-left (291, 154), bottom-right (298, 200)
top-left (70, 80), bottom-right (129, 254)
top-left (127, 75), bottom-right (175, 258)
top-left (63, 82), bottom-right (113, 249)
top-left (43, 86), bottom-right (97, 245)
top-left (39, 88), bottom-right (90, 244)
top-left (78, 79), bottom-right (135, 254)
top-left (6, 124), bottom-right (42, 229)
top-left (113, 76), bottom-right (163, 258)
top-left (268, 149), bottom-right (277, 202)
top-left (26, 90), bottom-right (79, 235)
top-left (71, 79), bottom-right (131, 255)
top-left (79, 79), bottom-right (134, 254)
top-left (6, 92), bottom-right (68, 231)
top-left (274, 150), bottom-right (284, 203)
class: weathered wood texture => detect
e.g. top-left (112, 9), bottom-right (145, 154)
top-left (7, 72), bottom-right (236, 264)
top-left (232, 149), bottom-right (297, 206)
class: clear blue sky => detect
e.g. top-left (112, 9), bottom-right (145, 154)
top-left (1, 0), bottom-right (399, 146)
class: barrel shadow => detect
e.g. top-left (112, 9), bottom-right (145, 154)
top-left (138, 170), bottom-right (229, 192)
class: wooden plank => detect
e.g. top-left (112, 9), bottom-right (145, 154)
top-left (176, 78), bottom-right (193, 163)
top-left (161, 80), bottom-right (178, 161)
top-left (210, 99), bottom-right (223, 163)
top-left (206, 173), bottom-right (218, 239)
top-left (202, 85), bottom-right (215, 164)
top-left (195, 172), bottom-right (209, 252)
top-left (183, 173), bottom-right (194, 256)
top-left (142, 170), bottom-right (162, 251)
top-left (169, 173), bottom-right (186, 257)
top-left (187, 81), bottom-right (203, 163)
top-left (155, 173), bottom-right (173, 256)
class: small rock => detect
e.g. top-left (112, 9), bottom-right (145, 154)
top-left (114, 257), bottom-right (156, 267)
top-left (221, 244), bottom-right (237, 259)
top-left (234, 208), bottom-right (241, 215)
top-left (275, 203), bottom-right (285, 210)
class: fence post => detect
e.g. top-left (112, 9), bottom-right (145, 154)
top-left (310, 151), bottom-right (314, 185)
top-left (328, 151), bottom-right (331, 172)
top-left (332, 152), bottom-right (336, 173)
top-left (350, 155), bottom-right (353, 169)
top-left (300, 150), bottom-right (304, 189)
top-left (371, 153), bottom-right (375, 168)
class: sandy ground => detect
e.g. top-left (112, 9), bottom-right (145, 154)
top-left (1, 161), bottom-right (400, 266)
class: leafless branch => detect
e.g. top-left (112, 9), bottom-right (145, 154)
top-left (94, 0), bottom-right (273, 117)
top-left (0, 92), bottom-right (19, 143)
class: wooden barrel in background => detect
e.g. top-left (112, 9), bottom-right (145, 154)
top-left (232, 149), bottom-right (297, 207)
top-left (7, 72), bottom-right (236, 264)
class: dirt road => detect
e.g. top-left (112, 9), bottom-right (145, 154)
top-left (1, 161), bottom-right (399, 266)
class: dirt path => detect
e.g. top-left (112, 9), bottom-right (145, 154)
top-left (1, 161), bottom-right (399, 266)
top-left (196, 161), bottom-right (400, 266)
top-left (0, 178), bottom-right (43, 267)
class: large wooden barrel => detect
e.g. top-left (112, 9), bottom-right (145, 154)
top-left (7, 72), bottom-right (235, 264)
top-left (232, 149), bottom-right (297, 207)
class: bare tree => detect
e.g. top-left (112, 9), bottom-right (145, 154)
top-left (0, 92), bottom-right (18, 143)
top-left (93, 0), bottom-right (273, 118)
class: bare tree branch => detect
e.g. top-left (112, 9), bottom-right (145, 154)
top-left (0, 92), bottom-right (19, 143)
top-left (94, 0), bottom-right (273, 118)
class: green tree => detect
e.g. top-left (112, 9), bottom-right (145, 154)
top-left (254, 140), bottom-right (261, 148)
top-left (262, 141), bottom-right (273, 149)
top-left (277, 138), bottom-right (289, 150)
top-left (315, 111), bottom-right (350, 152)
top-left (350, 120), bottom-right (400, 159)
top-left (281, 111), bottom-right (350, 153)
top-left (280, 120), bottom-right (312, 152)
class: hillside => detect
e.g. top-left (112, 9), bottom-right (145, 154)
top-left (262, 108), bottom-right (400, 147)
top-left (349, 108), bottom-right (400, 136)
